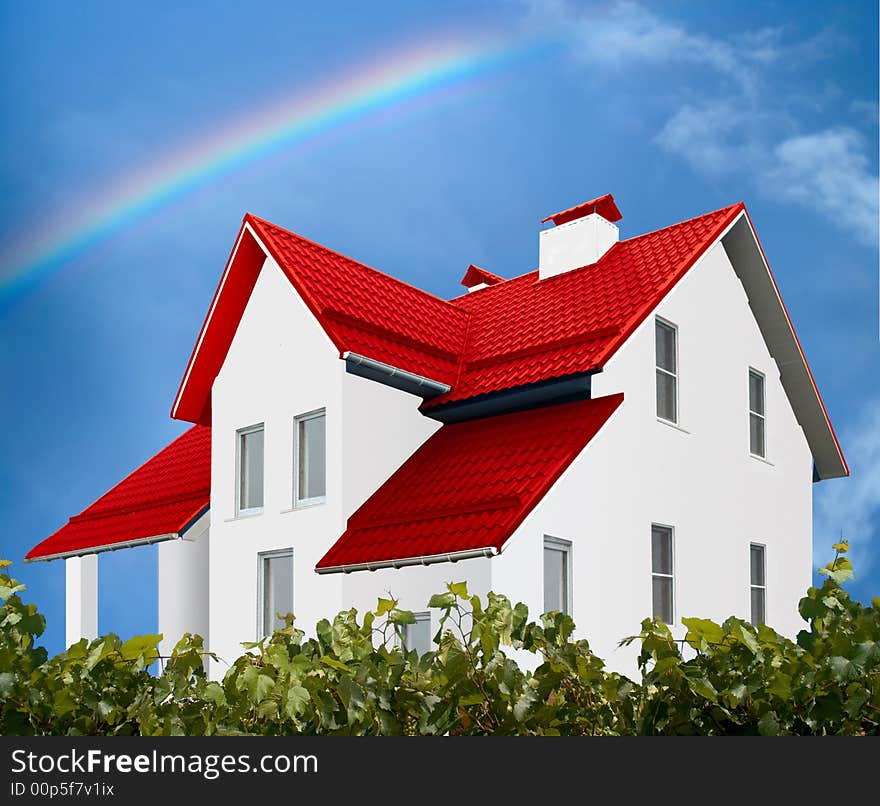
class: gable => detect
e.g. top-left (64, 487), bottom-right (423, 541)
top-left (169, 203), bottom-right (846, 479)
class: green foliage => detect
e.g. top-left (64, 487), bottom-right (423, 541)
top-left (1, 545), bottom-right (877, 735)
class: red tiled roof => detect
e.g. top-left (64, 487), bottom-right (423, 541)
top-left (173, 202), bottom-right (742, 424)
top-left (172, 215), bottom-right (469, 423)
top-left (461, 264), bottom-right (504, 289)
top-left (430, 203), bottom-right (743, 407)
top-left (316, 394), bottom-right (623, 572)
top-left (542, 193), bottom-right (623, 225)
top-left (26, 426), bottom-right (210, 561)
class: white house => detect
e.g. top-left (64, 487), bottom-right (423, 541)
top-left (27, 194), bottom-right (849, 677)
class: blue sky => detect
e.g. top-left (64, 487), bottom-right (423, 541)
top-left (1, 1), bottom-right (877, 656)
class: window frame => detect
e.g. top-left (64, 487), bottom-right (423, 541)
top-left (543, 536), bottom-right (573, 616)
top-left (748, 368), bottom-right (767, 459)
top-left (293, 408), bottom-right (327, 508)
top-left (651, 523), bottom-right (675, 624)
top-left (235, 423), bottom-right (265, 517)
top-left (401, 611), bottom-right (432, 656)
top-left (655, 317), bottom-right (679, 425)
top-left (257, 548), bottom-right (294, 639)
top-left (750, 543), bottom-right (766, 627)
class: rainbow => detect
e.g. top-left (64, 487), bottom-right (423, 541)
top-left (0, 33), bottom-right (545, 310)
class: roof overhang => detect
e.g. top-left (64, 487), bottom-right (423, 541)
top-left (720, 212), bottom-right (848, 480)
top-left (316, 546), bottom-right (497, 575)
top-left (25, 508), bottom-right (210, 563)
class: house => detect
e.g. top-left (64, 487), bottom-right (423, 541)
top-left (26, 194), bottom-right (849, 677)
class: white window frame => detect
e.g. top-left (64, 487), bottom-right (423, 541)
top-left (257, 548), bottom-right (294, 639)
top-left (293, 408), bottom-right (327, 508)
top-left (400, 611), bottom-right (432, 655)
top-left (543, 536), bottom-right (573, 616)
top-left (235, 423), bottom-right (265, 517)
top-left (748, 368), bottom-right (767, 459)
top-left (655, 317), bottom-right (679, 425)
top-left (750, 543), bottom-right (766, 627)
top-left (651, 524), bottom-right (675, 624)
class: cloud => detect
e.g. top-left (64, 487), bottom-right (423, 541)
top-left (770, 129), bottom-right (879, 247)
top-left (519, 0), bottom-right (879, 248)
top-left (657, 108), bottom-right (879, 247)
top-left (814, 399), bottom-right (880, 582)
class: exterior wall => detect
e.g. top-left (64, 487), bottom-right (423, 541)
top-left (208, 256), bottom-right (437, 676)
top-left (158, 517), bottom-right (210, 659)
top-left (576, 240), bottom-right (813, 673)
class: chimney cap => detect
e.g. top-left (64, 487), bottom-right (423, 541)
top-left (542, 194), bottom-right (622, 226)
top-left (461, 264), bottom-right (504, 289)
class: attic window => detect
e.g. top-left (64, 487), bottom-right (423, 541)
top-left (237, 424), bottom-right (264, 516)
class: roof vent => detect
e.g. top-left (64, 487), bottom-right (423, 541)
top-left (460, 264), bottom-right (504, 293)
top-left (539, 194), bottom-right (622, 280)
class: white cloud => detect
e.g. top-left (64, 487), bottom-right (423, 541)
top-left (657, 108), bottom-right (879, 246)
top-left (814, 399), bottom-right (880, 582)
top-left (770, 129), bottom-right (879, 247)
top-left (521, 0), bottom-right (878, 248)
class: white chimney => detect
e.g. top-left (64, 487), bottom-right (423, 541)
top-left (539, 194), bottom-right (622, 280)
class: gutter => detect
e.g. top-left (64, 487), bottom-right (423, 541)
top-left (25, 505), bottom-right (211, 564)
top-left (25, 532), bottom-right (179, 564)
top-left (343, 352), bottom-right (451, 398)
top-left (315, 546), bottom-right (498, 575)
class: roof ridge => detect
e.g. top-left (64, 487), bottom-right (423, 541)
top-left (246, 213), bottom-right (467, 319)
top-left (619, 202), bottom-right (743, 246)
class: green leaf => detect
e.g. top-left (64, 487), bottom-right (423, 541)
top-left (682, 617), bottom-right (724, 646)
top-left (120, 634), bottom-right (161, 662)
top-left (0, 672), bottom-right (15, 697)
top-left (388, 608), bottom-right (416, 626)
top-left (376, 597), bottom-right (397, 616)
top-left (285, 686), bottom-right (310, 718)
top-left (758, 711), bottom-right (780, 736)
top-left (448, 581), bottom-right (468, 599)
top-left (831, 541), bottom-right (849, 553)
top-left (428, 592), bottom-right (456, 608)
top-left (320, 656), bottom-right (352, 673)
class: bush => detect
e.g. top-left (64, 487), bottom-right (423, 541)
top-left (1, 546), bottom-right (877, 735)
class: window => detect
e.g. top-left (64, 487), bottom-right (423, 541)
top-left (237, 424), bottom-right (264, 515)
top-left (294, 410), bottom-right (326, 506)
top-left (749, 369), bottom-right (766, 458)
top-left (655, 319), bottom-right (678, 423)
top-left (259, 549), bottom-right (293, 637)
top-left (750, 544), bottom-right (766, 626)
top-left (402, 611), bottom-right (432, 656)
top-left (543, 537), bottom-right (572, 615)
top-left (651, 525), bottom-right (674, 623)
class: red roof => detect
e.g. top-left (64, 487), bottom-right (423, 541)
top-left (461, 264), bottom-right (504, 289)
top-left (172, 215), bottom-right (468, 423)
top-left (430, 203), bottom-right (743, 407)
top-left (542, 193), bottom-right (623, 225)
top-left (316, 394), bottom-right (623, 572)
top-left (26, 426), bottom-right (210, 561)
top-left (173, 203), bottom-right (741, 423)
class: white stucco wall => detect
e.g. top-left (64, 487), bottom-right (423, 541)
top-left (158, 516), bottom-right (209, 659)
top-left (496, 239), bottom-right (812, 677)
top-left (207, 255), bottom-right (438, 676)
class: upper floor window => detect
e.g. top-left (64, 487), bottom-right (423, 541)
top-left (259, 549), bottom-right (293, 637)
top-left (401, 611), bottom-right (432, 656)
top-left (750, 544), bottom-right (766, 626)
top-left (651, 524), bottom-right (674, 623)
top-left (543, 536), bottom-right (572, 615)
top-left (749, 369), bottom-right (766, 458)
top-left (294, 410), bottom-right (326, 506)
top-left (655, 319), bottom-right (678, 423)
top-left (237, 424), bottom-right (264, 515)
